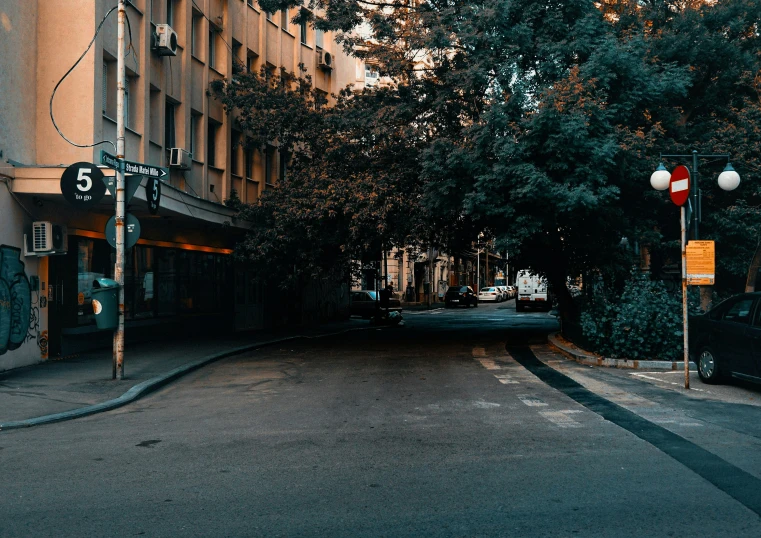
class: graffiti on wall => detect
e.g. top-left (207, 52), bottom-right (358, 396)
top-left (0, 245), bottom-right (32, 356)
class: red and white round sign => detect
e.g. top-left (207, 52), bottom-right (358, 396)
top-left (669, 165), bottom-right (690, 206)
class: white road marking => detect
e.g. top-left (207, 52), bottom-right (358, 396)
top-left (539, 410), bottom-right (582, 428)
top-left (518, 395), bottom-right (548, 407)
top-left (494, 374), bottom-right (519, 385)
top-left (631, 373), bottom-right (706, 392)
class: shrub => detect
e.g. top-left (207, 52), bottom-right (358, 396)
top-left (578, 271), bottom-right (696, 361)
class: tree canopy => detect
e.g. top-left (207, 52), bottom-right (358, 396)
top-left (215, 0), bottom-right (761, 311)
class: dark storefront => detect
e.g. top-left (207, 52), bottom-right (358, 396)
top-left (48, 235), bottom-right (234, 356)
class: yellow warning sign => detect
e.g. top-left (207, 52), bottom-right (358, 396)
top-left (686, 240), bottom-right (715, 285)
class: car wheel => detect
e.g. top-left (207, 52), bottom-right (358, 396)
top-left (697, 348), bottom-right (723, 384)
top-left (516, 302), bottom-right (524, 312)
top-left (473, 300), bottom-right (478, 308)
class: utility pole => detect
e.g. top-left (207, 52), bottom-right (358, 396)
top-left (113, 0), bottom-right (127, 379)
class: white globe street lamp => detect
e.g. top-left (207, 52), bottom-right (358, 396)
top-left (718, 163), bottom-right (741, 191)
top-left (650, 163), bottom-right (671, 191)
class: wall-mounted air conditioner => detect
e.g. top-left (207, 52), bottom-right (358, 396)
top-left (26, 222), bottom-right (67, 256)
top-left (153, 24), bottom-right (178, 56)
top-left (317, 50), bottom-right (333, 70)
top-left (169, 148), bottom-right (191, 170)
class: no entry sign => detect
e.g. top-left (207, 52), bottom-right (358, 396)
top-left (670, 165), bottom-right (690, 206)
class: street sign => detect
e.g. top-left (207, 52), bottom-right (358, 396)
top-left (670, 165), bottom-right (690, 206)
top-left (101, 150), bottom-right (168, 179)
top-left (60, 162), bottom-right (106, 209)
top-left (102, 175), bottom-right (144, 204)
top-left (123, 160), bottom-right (167, 179)
top-left (101, 151), bottom-right (121, 170)
top-left (687, 240), bottom-right (715, 285)
top-left (146, 177), bottom-right (161, 214)
top-left (105, 213), bottom-right (141, 249)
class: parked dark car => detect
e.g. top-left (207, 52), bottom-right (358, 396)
top-left (350, 290), bottom-right (402, 319)
top-left (690, 292), bottom-right (761, 384)
top-left (444, 286), bottom-right (479, 308)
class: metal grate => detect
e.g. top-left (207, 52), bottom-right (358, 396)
top-left (33, 222), bottom-right (51, 251)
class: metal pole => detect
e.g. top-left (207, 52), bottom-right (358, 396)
top-left (476, 246), bottom-right (480, 294)
top-left (681, 205), bottom-right (690, 390)
top-left (113, 0), bottom-right (126, 380)
top-left (691, 150), bottom-right (699, 241)
top-left (428, 246), bottom-right (433, 309)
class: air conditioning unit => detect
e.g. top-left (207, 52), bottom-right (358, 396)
top-left (153, 24), bottom-right (178, 56)
top-left (31, 222), bottom-right (67, 254)
top-left (317, 50), bottom-right (333, 70)
top-left (169, 148), bottom-right (191, 170)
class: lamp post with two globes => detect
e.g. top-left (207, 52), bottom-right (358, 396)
top-left (650, 150), bottom-right (741, 389)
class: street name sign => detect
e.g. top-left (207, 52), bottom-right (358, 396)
top-left (105, 213), bottom-right (141, 250)
top-left (123, 160), bottom-right (167, 179)
top-left (670, 165), bottom-right (690, 206)
top-left (686, 240), bottom-right (715, 285)
top-left (101, 151), bottom-right (121, 170)
top-left (101, 150), bottom-right (168, 179)
top-left (60, 162), bottom-right (106, 209)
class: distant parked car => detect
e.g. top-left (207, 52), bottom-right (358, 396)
top-left (690, 292), bottom-right (761, 385)
top-left (350, 290), bottom-right (402, 319)
top-left (479, 287), bottom-right (501, 302)
top-left (494, 286), bottom-right (507, 301)
top-left (445, 286), bottom-right (478, 308)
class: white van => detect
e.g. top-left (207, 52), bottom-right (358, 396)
top-left (516, 270), bottom-right (552, 312)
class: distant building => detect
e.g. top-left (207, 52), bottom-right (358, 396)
top-left (0, 0), bottom-right (363, 370)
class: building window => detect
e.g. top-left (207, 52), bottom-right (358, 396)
top-left (246, 54), bottom-right (255, 73)
top-left (300, 20), bottom-right (307, 45)
top-left (102, 62), bottom-right (108, 114)
top-left (231, 131), bottom-right (241, 175)
top-left (279, 149), bottom-right (287, 182)
top-left (165, 102), bottom-right (176, 149)
top-left (191, 13), bottom-right (201, 57)
top-left (189, 114), bottom-right (199, 158)
top-left (280, 10), bottom-right (288, 30)
top-left (245, 148), bottom-right (253, 179)
top-left (209, 29), bottom-right (216, 69)
top-left (266, 11), bottom-right (273, 21)
top-left (166, 0), bottom-right (174, 26)
top-left (315, 29), bottom-right (324, 49)
top-left (247, 0), bottom-right (254, 7)
top-left (208, 121), bottom-right (218, 167)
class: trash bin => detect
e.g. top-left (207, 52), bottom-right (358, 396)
top-left (91, 278), bottom-right (119, 330)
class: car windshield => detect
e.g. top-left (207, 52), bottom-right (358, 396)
top-left (448, 287), bottom-right (467, 293)
top-left (366, 291), bottom-right (376, 300)
top-left (481, 288), bottom-right (494, 292)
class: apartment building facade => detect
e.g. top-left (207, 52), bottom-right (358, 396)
top-left (0, 0), bottom-right (363, 371)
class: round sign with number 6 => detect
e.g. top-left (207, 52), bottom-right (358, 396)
top-left (60, 162), bottom-right (106, 209)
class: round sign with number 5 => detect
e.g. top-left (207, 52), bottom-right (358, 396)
top-left (60, 162), bottom-right (106, 209)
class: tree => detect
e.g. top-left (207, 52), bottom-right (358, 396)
top-left (216, 0), bottom-right (761, 318)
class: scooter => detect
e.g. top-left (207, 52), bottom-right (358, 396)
top-left (372, 308), bottom-right (404, 326)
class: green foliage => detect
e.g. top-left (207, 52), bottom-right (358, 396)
top-left (579, 271), bottom-right (706, 361)
top-left (212, 0), bottom-right (761, 299)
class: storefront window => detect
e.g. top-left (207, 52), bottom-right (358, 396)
top-left (133, 246), bottom-right (155, 319)
top-left (157, 249), bottom-right (177, 315)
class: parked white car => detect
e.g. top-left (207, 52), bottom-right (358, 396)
top-left (478, 287), bottom-right (501, 302)
top-left (496, 286), bottom-right (509, 301)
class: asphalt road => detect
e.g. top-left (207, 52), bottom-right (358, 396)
top-left (2, 302), bottom-right (761, 537)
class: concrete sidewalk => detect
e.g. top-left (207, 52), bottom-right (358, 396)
top-left (0, 319), bottom-right (370, 431)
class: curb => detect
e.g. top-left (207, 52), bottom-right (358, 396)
top-left (548, 333), bottom-right (697, 372)
top-left (0, 326), bottom-right (371, 431)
